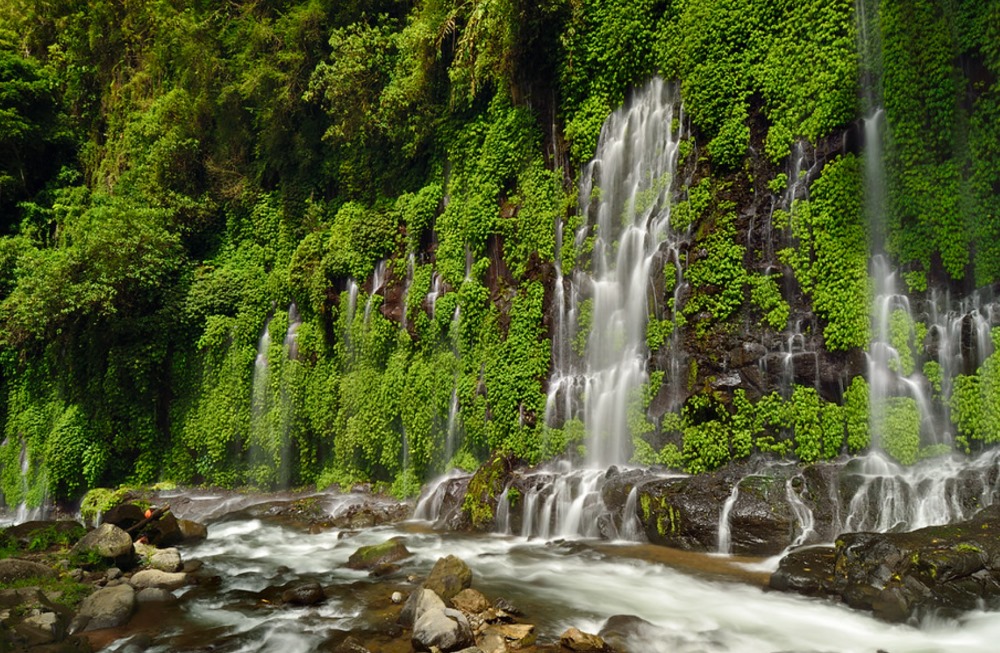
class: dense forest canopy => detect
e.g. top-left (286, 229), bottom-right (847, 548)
top-left (0, 0), bottom-right (998, 505)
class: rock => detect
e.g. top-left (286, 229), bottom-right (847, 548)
top-left (480, 624), bottom-right (535, 651)
top-left (281, 582), bottom-right (325, 606)
top-left (3, 521), bottom-right (86, 549)
top-left (769, 547), bottom-right (836, 595)
top-left (70, 523), bottom-right (133, 562)
top-left (598, 615), bottom-right (669, 653)
top-left (770, 504), bottom-right (1000, 622)
top-left (369, 562), bottom-right (401, 578)
top-left (492, 597), bottom-right (521, 616)
top-left (101, 504), bottom-right (145, 530)
top-left (149, 547), bottom-right (183, 573)
top-left (400, 589), bottom-right (446, 628)
top-left (0, 559), bottom-right (57, 583)
top-left (411, 607), bottom-right (474, 652)
top-left (106, 567), bottom-right (122, 581)
top-left (129, 569), bottom-right (188, 590)
top-left (16, 611), bottom-right (63, 645)
top-left (136, 587), bottom-right (177, 604)
top-left (142, 512), bottom-right (183, 547)
top-left (177, 519), bottom-right (208, 543)
top-left (424, 555), bottom-right (473, 601)
top-left (391, 591), bottom-right (404, 604)
top-left (346, 538), bottom-right (411, 570)
top-left (461, 453), bottom-right (516, 531)
top-left (70, 584), bottom-right (136, 632)
top-left (451, 588), bottom-right (489, 614)
top-left (560, 627), bottom-right (608, 652)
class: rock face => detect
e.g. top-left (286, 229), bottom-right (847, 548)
top-left (70, 584), bottom-right (136, 632)
top-left (346, 538), bottom-right (411, 570)
top-left (70, 523), bottom-right (134, 562)
top-left (424, 555), bottom-right (473, 601)
top-left (770, 504), bottom-right (1000, 622)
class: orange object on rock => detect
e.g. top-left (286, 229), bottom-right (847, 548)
top-left (144, 508), bottom-right (153, 519)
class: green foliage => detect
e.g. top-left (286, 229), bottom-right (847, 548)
top-left (843, 376), bottom-right (870, 452)
top-left (683, 209), bottom-right (748, 336)
top-left (748, 273), bottom-right (790, 331)
top-left (875, 397), bottom-right (921, 465)
top-left (779, 155), bottom-right (868, 350)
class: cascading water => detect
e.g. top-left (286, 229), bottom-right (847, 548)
top-left (717, 484), bottom-right (740, 554)
top-left (363, 260), bottom-right (387, 328)
top-left (547, 77), bottom-right (685, 467)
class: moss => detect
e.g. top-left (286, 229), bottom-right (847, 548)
top-left (461, 452), bottom-right (513, 530)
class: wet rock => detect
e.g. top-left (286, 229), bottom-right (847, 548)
top-left (451, 588), bottom-right (490, 614)
top-left (770, 504), bottom-right (1000, 622)
top-left (461, 453), bottom-right (518, 531)
top-left (598, 615), bottom-right (670, 653)
top-left (391, 591), bottom-right (404, 604)
top-left (412, 607), bottom-right (474, 652)
top-left (425, 555), bottom-right (473, 601)
top-left (480, 623), bottom-right (535, 651)
top-left (281, 581), bottom-right (325, 606)
top-left (136, 587), bottom-right (177, 604)
top-left (129, 569), bottom-right (188, 590)
top-left (149, 547), bottom-right (183, 572)
top-left (769, 547), bottom-right (836, 595)
top-left (70, 584), bottom-right (136, 632)
top-left (330, 500), bottom-right (411, 530)
top-left (560, 627), bottom-right (608, 652)
top-left (0, 559), bottom-right (57, 582)
top-left (142, 512), bottom-right (183, 547)
top-left (15, 611), bottom-right (63, 646)
top-left (346, 538), bottom-right (411, 570)
top-left (400, 588), bottom-right (446, 628)
top-left (177, 518), bottom-right (208, 543)
top-left (492, 597), bottom-right (522, 617)
top-left (71, 523), bottom-right (134, 563)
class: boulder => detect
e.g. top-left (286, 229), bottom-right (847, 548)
top-left (149, 547), bottom-right (183, 573)
top-left (770, 504), bottom-right (1000, 622)
top-left (101, 504), bottom-right (145, 531)
top-left (16, 610), bottom-right (63, 646)
top-left (0, 559), bottom-right (57, 583)
top-left (451, 588), bottom-right (490, 614)
top-left (424, 555), bottom-right (473, 601)
top-left (135, 588), bottom-right (177, 604)
top-left (142, 512), bottom-right (183, 547)
top-left (598, 615), bottom-right (670, 653)
top-left (71, 523), bottom-right (133, 562)
top-left (281, 582), bottom-right (325, 606)
top-left (480, 624), bottom-right (535, 651)
top-left (177, 519), bottom-right (208, 543)
top-left (346, 538), bottom-right (411, 570)
top-left (560, 627), bottom-right (608, 652)
top-left (70, 584), bottom-right (135, 632)
top-left (412, 607), bottom-right (474, 652)
top-left (129, 569), bottom-right (188, 590)
top-left (400, 589), bottom-right (446, 628)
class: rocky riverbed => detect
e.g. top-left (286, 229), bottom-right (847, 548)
top-left (5, 455), bottom-right (1000, 652)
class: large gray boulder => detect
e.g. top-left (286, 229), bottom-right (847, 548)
top-left (177, 518), bottom-right (208, 543)
top-left (345, 538), bottom-right (411, 570)
top-left (71, 523), bottom-right (133, 562)
top-left (70, 584), bottom-right (136, 632)
top-left (411, 607), bottom-right (474, 652)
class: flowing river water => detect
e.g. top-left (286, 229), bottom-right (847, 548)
top-left (70, 489), bottom-right (1000, 653)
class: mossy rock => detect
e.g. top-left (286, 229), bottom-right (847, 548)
top-left (460, 452), bottom-right (517, 531)
top-left (345, 537), bottom-right (411, 570)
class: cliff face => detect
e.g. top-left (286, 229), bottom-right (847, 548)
top-left (0, 0), bottom-right (998, 503)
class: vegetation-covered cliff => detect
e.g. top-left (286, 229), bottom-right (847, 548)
top-left (0, 0), bottom-right (998, 505)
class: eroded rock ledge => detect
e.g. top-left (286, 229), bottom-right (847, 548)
top-left (770, 504), bottom-right (1000, 622)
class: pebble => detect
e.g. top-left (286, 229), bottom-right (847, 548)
top-left (391, 591), bottom-right (404, 604)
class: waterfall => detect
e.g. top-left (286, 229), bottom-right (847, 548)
top-left (717, 484), bottom-right (740, 554)
top-left (496, 488), bottom-right (512, 535)
top-left (363, 260), bottom-right (387, 327)
top-left (620, 486), bottom-right (644, 541)
top-left (784, 477), bottom-right (816, 548)
top-left (547, 78), bottom-right (685, 467)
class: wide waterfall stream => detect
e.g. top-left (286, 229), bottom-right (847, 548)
top-left (84, 490), bottom-right (1000, 653)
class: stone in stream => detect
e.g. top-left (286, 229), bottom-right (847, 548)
top-left (101, 504), bottom-right (146, 530)
top-left (598, 615), bottom-right (671, 653)
top-left (346, 538), bottom-right (411, 570)
top-left (281, 581), bottom-right (326, 606)
top-left (479, 623), bottom-right (536, 652)
top-left (424, 555), bottom-right (473, 601)
top-left (770, 503), bottom-right (1000, 622)
top-left (451, 588), bottom-right (490, 614)
top-left (560, 627), bottom-right (609, 652)
top-left (129, 569), bottom-right (188, 590)
top-left (70, 584), bottom-right (136, 633)
top-left (411, 607), bottom-right (474, 652)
